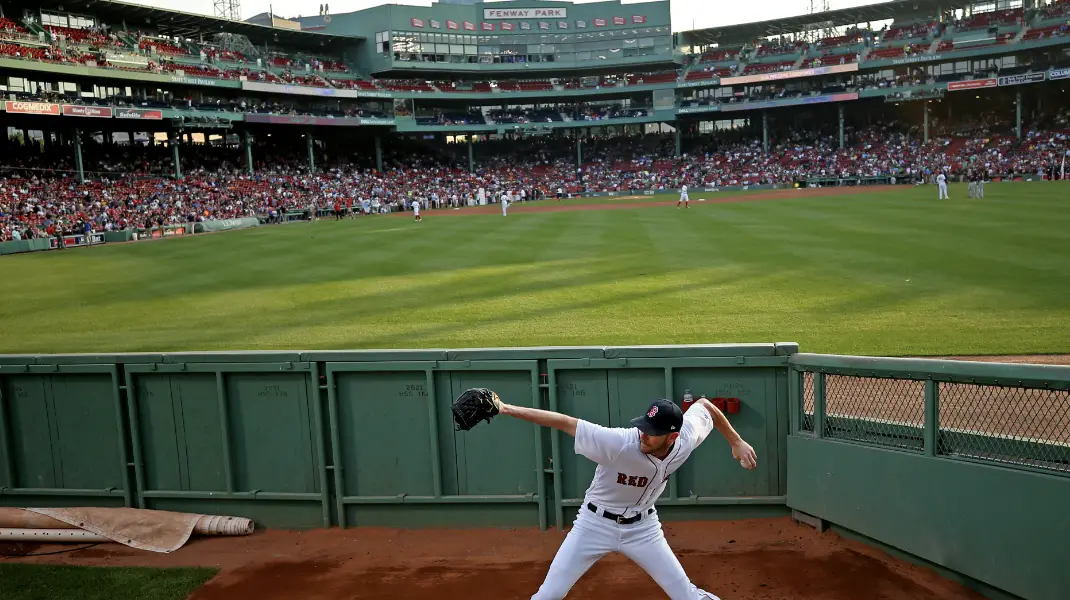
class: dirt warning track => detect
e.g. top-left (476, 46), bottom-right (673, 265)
top-left (1, 517), bottom-right (981, 600)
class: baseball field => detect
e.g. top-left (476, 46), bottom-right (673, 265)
top-left (2, 181), bottom-right (1068, 600)
top-left (2, 181), bottom-right (1069, 357)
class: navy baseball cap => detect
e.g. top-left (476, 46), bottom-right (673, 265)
top-left (631, 399), bottom-right (684, 436)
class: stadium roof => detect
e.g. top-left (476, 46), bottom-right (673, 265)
top-left (32, 0), bottom-right (361, 49)
top-left (678, 0), bottom-right (971, 46)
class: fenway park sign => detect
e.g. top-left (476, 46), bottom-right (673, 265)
top-left (5, 101), bottom-right (60, 115)
top-left (483, 7), bottom-right (565, 19)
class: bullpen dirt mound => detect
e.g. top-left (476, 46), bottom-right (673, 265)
top-left (1, 517), bottom-right (981, 600)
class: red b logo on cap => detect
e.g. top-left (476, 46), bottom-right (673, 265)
top-left (647, 406), bottom-right (658, 418)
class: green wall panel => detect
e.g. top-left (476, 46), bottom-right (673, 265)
top-left (608, 368), bottom-right (665, 426)
top-left (450, 370), bottom-right (537, 496)
top-left (671, 368), bottom-right (776, 497)
top-left (3, 376), bottom-right (55, 488)
top-left (49, 374), bottom-right (124, 490)
top-left (335, 371), bottom-right (436, 497)
top-left (787, 436), bottom-right (1070, 600)
top-left (554, 369), bottom-right (610, 501)
top-left (227, 373), bottom-right (319, 494)
top-left (145, 498), bottom-right (325, 530)
top-left (345, 504), bottom-right (541, 529)
top-left (1, 373), bottom-right (123, 491)
top-left (134, 373), bottom-right (226, 492)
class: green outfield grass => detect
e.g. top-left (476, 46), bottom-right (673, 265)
top-left (0, 564), bottom-right (217, 600)
top-left (2, 182), bottom-right (1068, 356)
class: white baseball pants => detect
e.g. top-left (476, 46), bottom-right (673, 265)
top-left (938, 183), bottom-right (949, 199)
top-left (531, 506), bottom-right (719, 600)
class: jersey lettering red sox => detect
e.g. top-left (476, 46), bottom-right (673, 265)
top-left (574, 406), bottom-right (714, 518)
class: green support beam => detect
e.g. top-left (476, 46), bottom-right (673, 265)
top-left (577, 137), bottom-right (583, 169)
top-left (307, 132), bottom-right (315, 173)
top-left (762, 112), bottom-right (769, 155)
top-left (243, 130), bottom-right (254, 175)
top-left (375, 135), bottom-right (383, 172)
top-left (467, 136), bottom-right (474, 173)
top-left (838, 104), bottom-right (845, 150)
top-left (923, 102), bottom-right (930, 144)
top-left (169, 132), bottom-right (182, 179)
top-left (674, 127), bottom-right (682, 157)
top-left (73, 128), bottom-right (85, 184)
top-left (1015, 90), bottom-right (1022, 142)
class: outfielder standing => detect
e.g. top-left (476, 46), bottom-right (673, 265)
top-left (496, 396), bottom-right (757, 599)
top-left (502, 192), bottom-right (510, 217)
top-left (936, 171), bottom-right (949, 200)
top-left (677, 184), bottom-right (689, 208)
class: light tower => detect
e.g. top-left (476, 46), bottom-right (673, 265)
top-left (214, 0), bottom-right (241, 21)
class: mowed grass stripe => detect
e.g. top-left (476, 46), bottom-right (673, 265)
top-left (1, 183), bottom-right (1068, 355)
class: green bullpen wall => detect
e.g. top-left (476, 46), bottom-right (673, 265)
top-left (2, 345), bottom-right (1069, 600)
top-left (785, 354), bottom-right (1070, 600)
top-left (0, 344), bottom-right (793, 531)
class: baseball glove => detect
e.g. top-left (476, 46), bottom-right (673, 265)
top-left (452, 387), bottom-right (502, 431)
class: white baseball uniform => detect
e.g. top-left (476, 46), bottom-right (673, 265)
top-left (937, 173), bottom-right (948, 199)
top-left (502, 195), bottom-right (510, 216)
top-left (413, 200), bottom-right (421, 217)
top-left (679, 185), bottom-right (689, 203)
top-left (532, 407), bottom-right (719, 600)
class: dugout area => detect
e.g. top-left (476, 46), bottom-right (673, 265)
top-left (0, 344), bottom-right (1067, 599)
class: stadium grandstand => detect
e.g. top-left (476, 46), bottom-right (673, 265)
top-left (1, 0), bottom-right (1069, 245)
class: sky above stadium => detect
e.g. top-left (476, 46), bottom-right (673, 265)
top-left (134, 0), bottom-right (886, 32)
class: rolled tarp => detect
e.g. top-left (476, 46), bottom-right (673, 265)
top-left (0, 507), bottom-right (254, 552)
top-left (194, 217), bottom-right (260, 234)
top-left (0, 528), bottom-right (109, 542)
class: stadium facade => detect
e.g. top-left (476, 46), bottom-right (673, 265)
top-left (0, 0), bottom-right (1068, 180)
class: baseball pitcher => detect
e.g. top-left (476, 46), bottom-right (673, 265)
top-left (451, 389), bottom-right (757, 599)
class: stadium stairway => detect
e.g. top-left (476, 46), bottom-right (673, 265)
top-left (116, 30), bottom-right (138, 48)
top-left (21, 18), bottom-right (45, 37)
top-left (1010, 25), bottom-right (1028, 44)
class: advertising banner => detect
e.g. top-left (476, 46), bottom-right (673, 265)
top-left (5, 101), bottom-right (60, 115)
top-left (997, 72), bottom-right (1045, 87)
top-left (721, 62), bottom-right (858, 86)
top-left (947, 78), bottom-right (997, 91)
top-left (62, 104), bottom-right (113, 118)
top-left (115, 108), bottom-right (164, 120)
top-left (1049, 67), bottom-right (1070, 81)
top-left (49, 232), bottom-right (105, 248)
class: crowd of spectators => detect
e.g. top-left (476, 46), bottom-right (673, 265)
top-left (2, 108), bottom-right (1066, 242)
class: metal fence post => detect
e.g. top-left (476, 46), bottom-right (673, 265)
top-left (813, 372), bottom-right (826, 438)
top-left (924, 380), bottom-right (939, 457)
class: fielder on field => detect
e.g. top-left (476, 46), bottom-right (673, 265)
top-left (502, 193), bottom-right (510, 216)
top-left (936, 172), bottom-right (949, 199)
top-left (495, 395), bottom-right (756, 599)
top-left (677, 184), bottom-right (689, 208)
